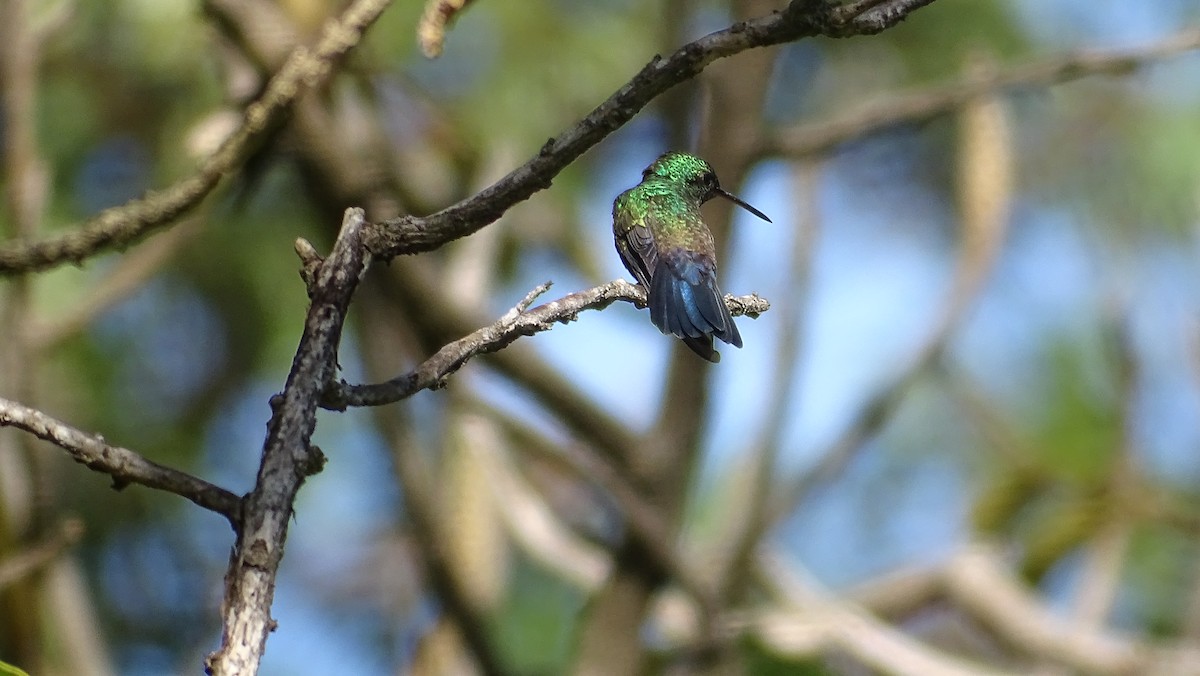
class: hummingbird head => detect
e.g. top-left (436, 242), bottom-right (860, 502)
top-left (643, 151), bottom-right (772, 223)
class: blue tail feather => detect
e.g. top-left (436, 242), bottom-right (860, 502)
top-left (647, 255), bottom-right (742, 362)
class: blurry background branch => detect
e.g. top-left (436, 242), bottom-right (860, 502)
top-left (762, 48), bottom-right (1014, 543)
top-left (761, 27), bottom-right (1200, 159)
top-left (28, 217), bottom-right (202, 353)
top-left (377, 410), bottom-right (508, 676)
top-left (710, 160), bottom-right (821, 607)
top-left (752, 550), bottom-right (1013, 676)
top-left (0, 0), bottom-right (395, 275)
top-left (670, 537), bottom-right (1200, 675)
top-left (0, 519), bottom-right (83, 591)
top-left (939, 545), bottom-right (1200, 674)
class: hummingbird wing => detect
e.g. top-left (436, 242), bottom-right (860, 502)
top-left (615, 222), bottom-right (657, 290)
top-left (614, 186), bottom-right (741, 362)
top-left (613, 185), bottom-right (658, 290)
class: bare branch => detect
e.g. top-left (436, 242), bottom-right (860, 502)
top-left (365, 0), bottom-right (940, 259)
top-left (206, 208), bottom-right (370, 676)
top-left (30, 217), bottom-right (201, 352)
top-left (0, 398), bottom-right (241, 522)
top-left (389, 262), bottom-right (645, 473)
top-left (322, 279), bottom-right (770, 410)
top-left (0, 0), bottom-right (394, 275)
top-left (752, 550), bottom-right (1013, 676)
top-left (942, 545), bottom-right (1200, 674)
top-left (0, 519), bottom-right (84, 590)
top-left (763, 27), bottom-right (1200, 159)
top-left (752, 544), bottom-right (1200, 675)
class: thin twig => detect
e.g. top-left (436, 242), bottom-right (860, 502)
top-left (0, 398), bottom-right (241, 522)
top-left (389, 261), bottom-right (646, 472)
top-left (0, 0), bottom-right (395, 275)
top-left (322, 279), bottom-right (770, 410)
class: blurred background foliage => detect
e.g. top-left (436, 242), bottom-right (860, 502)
top-left (2, 0), bottom-right (1200, 674)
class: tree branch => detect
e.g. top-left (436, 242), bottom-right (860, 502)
top-left (0, 0), bottom-right (394, 275)
top-left (0, 519), bottom-right (84, 590)
top-left (762, 27), bottom-right (1200, 159)
top-left (942, 545), bottom-right (1200, 674)
top-left (322, 279), bottom-right (770, 410)
top-left (752, 550), bottom-right (1011, 676)
top-left (205, 208), bottom-right (369, 676)
top-left (30, 217), bottom-right (201, 352)
top-left (364, 0), bottom-right (940, 259)
top-left (0, 397), bottom-right (242, 523)
top-left (842, 543), bottom-right (1200, 673)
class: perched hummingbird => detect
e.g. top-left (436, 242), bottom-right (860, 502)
top-left (612, 151), bottom-right (771, 362)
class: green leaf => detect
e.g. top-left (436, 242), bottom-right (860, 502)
top-left (0, 660), bottom-right (32, 676)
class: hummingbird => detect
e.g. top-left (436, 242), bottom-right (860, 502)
top-left (612, 151), bottom-right (771, 362)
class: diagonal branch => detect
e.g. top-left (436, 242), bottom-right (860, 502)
top-left (0, 397), bottom-right (242, 522)
top-left (0, 519), bottom-right (85, 590)
top-left (0, 0), bottom-right (394, 275)
top-left (365, 0), bottom-right (940, 259)
top-left (753, 549), bottom-right (1012, 676)
top-left (321, 279), bottom-right (770, 410)
top-left (762, 27), bottom-right (1200, 159)
top-left (30, 217), bottom-right (201, 352)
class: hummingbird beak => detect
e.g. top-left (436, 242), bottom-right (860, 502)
top-left (716, 188), bottom-right (772, 223)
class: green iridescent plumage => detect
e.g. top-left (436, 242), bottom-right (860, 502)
top-left (612, 151), bottom-right (771, 362)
